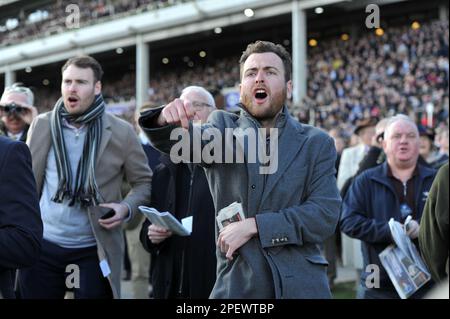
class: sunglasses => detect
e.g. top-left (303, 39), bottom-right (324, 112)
top-left (0, 102), bottom-right (27, 115)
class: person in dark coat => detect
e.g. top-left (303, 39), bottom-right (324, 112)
top-left (139, 86), bottom-right (217, 298)
top-left (0, 136), bottom-right (43, 299)
top-left (341, 115), bottom-right (436, 299)
top-left (340, 118), bottom-right (429, 199)
top-left (339, 118), bottom-right (390, 200)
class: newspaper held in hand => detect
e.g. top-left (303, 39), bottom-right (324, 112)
top-left (138, 206), bottom-right (191, 236)
top-left (216, 202), bottom-right (245, 230)
top-left (379, 217), bottom-right (431, 299)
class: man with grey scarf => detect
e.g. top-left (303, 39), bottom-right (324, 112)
top-left (20, 56), bottom-right (152, 299)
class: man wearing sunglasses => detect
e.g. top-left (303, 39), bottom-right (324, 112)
top-left (0, 83), bottom-right (38, 142)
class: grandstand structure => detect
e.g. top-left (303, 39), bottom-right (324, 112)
top-left (0, 0), bottom-right (448, 122)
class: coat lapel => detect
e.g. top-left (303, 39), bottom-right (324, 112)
top-left (233, 116), bottom-right (264, 218)
top-left (96, 113), bottom-right (112, 166)
top-left (30, 114), bottom-right (52, 196)
top-left (259, 117), bottom-right (308, 208)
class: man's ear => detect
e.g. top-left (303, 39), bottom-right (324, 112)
top-left (286, 80), bottom-right (293, 100)
top-left (95, 81), bottom-right (102, 95)
top-left (239, 83), bottom-right (242, 99)
top-left (382, 139), bottom-right (388, 152)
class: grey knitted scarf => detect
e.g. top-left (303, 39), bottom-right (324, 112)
top-left (50, 94), bottom-right (105, 207)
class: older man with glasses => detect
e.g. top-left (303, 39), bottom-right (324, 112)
top-left (0, 83), bottom-right (38, 142)
top-left (139, 86), bottom-right (218, 299)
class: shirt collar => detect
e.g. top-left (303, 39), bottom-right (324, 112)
top-left (240, 104), bottom-right (289, 129)
top-left (7, 131), bottom-right (23, 140)
top-left (387, 163), bottom-right (419, 179)
top-left (139, 131), bottom-right (149, 145)
top-left (62, 118), bottom-right (86, 131)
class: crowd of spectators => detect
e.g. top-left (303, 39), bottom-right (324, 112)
top-left (0, 0), bottom-right (186, 47)
top-left (303, 19), bottom-right (449, 134)
top-left (103, 19), bottom-right (449, 135)
top-left (7, 17), bottom-right (450, 138)
top-left (101, 57), bottom-right (240, 106)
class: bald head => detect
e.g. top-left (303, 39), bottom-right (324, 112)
top-left (384, 115), bottom-right (419, 140)
top-left (383, 115), bottom-right (420, 169)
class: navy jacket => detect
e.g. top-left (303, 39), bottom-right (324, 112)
top-left (340, 162), bottom-right (436, 289)
top-left (0, 136), bottom-right (42, 298)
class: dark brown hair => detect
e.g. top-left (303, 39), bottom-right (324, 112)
top-left (62, 55), bottom-right (104, 82)
top-left (239, 40), bottom-right (292, 82)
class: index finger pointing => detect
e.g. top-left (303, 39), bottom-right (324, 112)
top-left (183, 100), bottom-right (195, 119)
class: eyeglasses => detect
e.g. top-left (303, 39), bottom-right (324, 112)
top-left (0, 102), bottom-right (27, 115)
top-left (191, 101), bottom-right (212, 110)
top-left (376, 132), bottom-right (384, 144)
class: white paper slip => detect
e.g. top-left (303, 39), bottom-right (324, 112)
top-left (138, 206), bottom-right (191, 236)
top-left (99, 259), bottom-right (111, 277)
top-left (182, 216), bottom-right (193, 234)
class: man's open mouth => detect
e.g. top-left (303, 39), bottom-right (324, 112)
top-left (254, 89), bottom-right (268, 101)
top-left (68, 97), bottom-right (78, 103)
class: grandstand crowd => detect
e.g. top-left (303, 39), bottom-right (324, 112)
top-left (28, 19), bottom-right (449, 145)
top-left (0, 0), bottom-right (186, 47)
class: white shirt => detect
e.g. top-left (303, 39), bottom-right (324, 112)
top-left (7, 131), bottom-right (24, 141)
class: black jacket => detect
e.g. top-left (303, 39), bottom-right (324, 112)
top-left (140, 155), bottom-right (216, 299)
top-left (0, 137), bottom-right (42, 298)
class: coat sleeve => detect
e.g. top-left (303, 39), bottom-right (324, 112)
top-left (139, 108), bottom-right (229, 168)
top-left (256, 136), bottom-right (341, 247)
top-left (139, 164), bottom-right (170, 254)
top-left (340, 172), bottom-right (392, 244)
top-left (138, 107), bottom-right (182, 156)
top-left (139, 217), bottom-right (153, 253)
top-left (0, 141), bottom-right (43, 269)
top-left (419, 163), bottom-right (449, 282)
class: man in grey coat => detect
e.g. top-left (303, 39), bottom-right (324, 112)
top-left (139, 41), bottom-right (341, 298)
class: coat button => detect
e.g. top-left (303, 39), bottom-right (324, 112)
top-left (251, 184), bottom-right (256, 189)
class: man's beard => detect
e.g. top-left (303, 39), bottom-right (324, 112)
top-left (240, 87), bottom-right (287, 121)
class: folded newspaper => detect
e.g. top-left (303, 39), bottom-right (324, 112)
top-left (138, 206), bottom-right (191, 236)
top-left (379, 217), bottom-right (431, 299)
top-left (216, 201), bottom-right (245, 230)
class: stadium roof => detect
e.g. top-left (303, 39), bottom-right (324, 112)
top-left (0, 0), bottom-right (18, 5)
